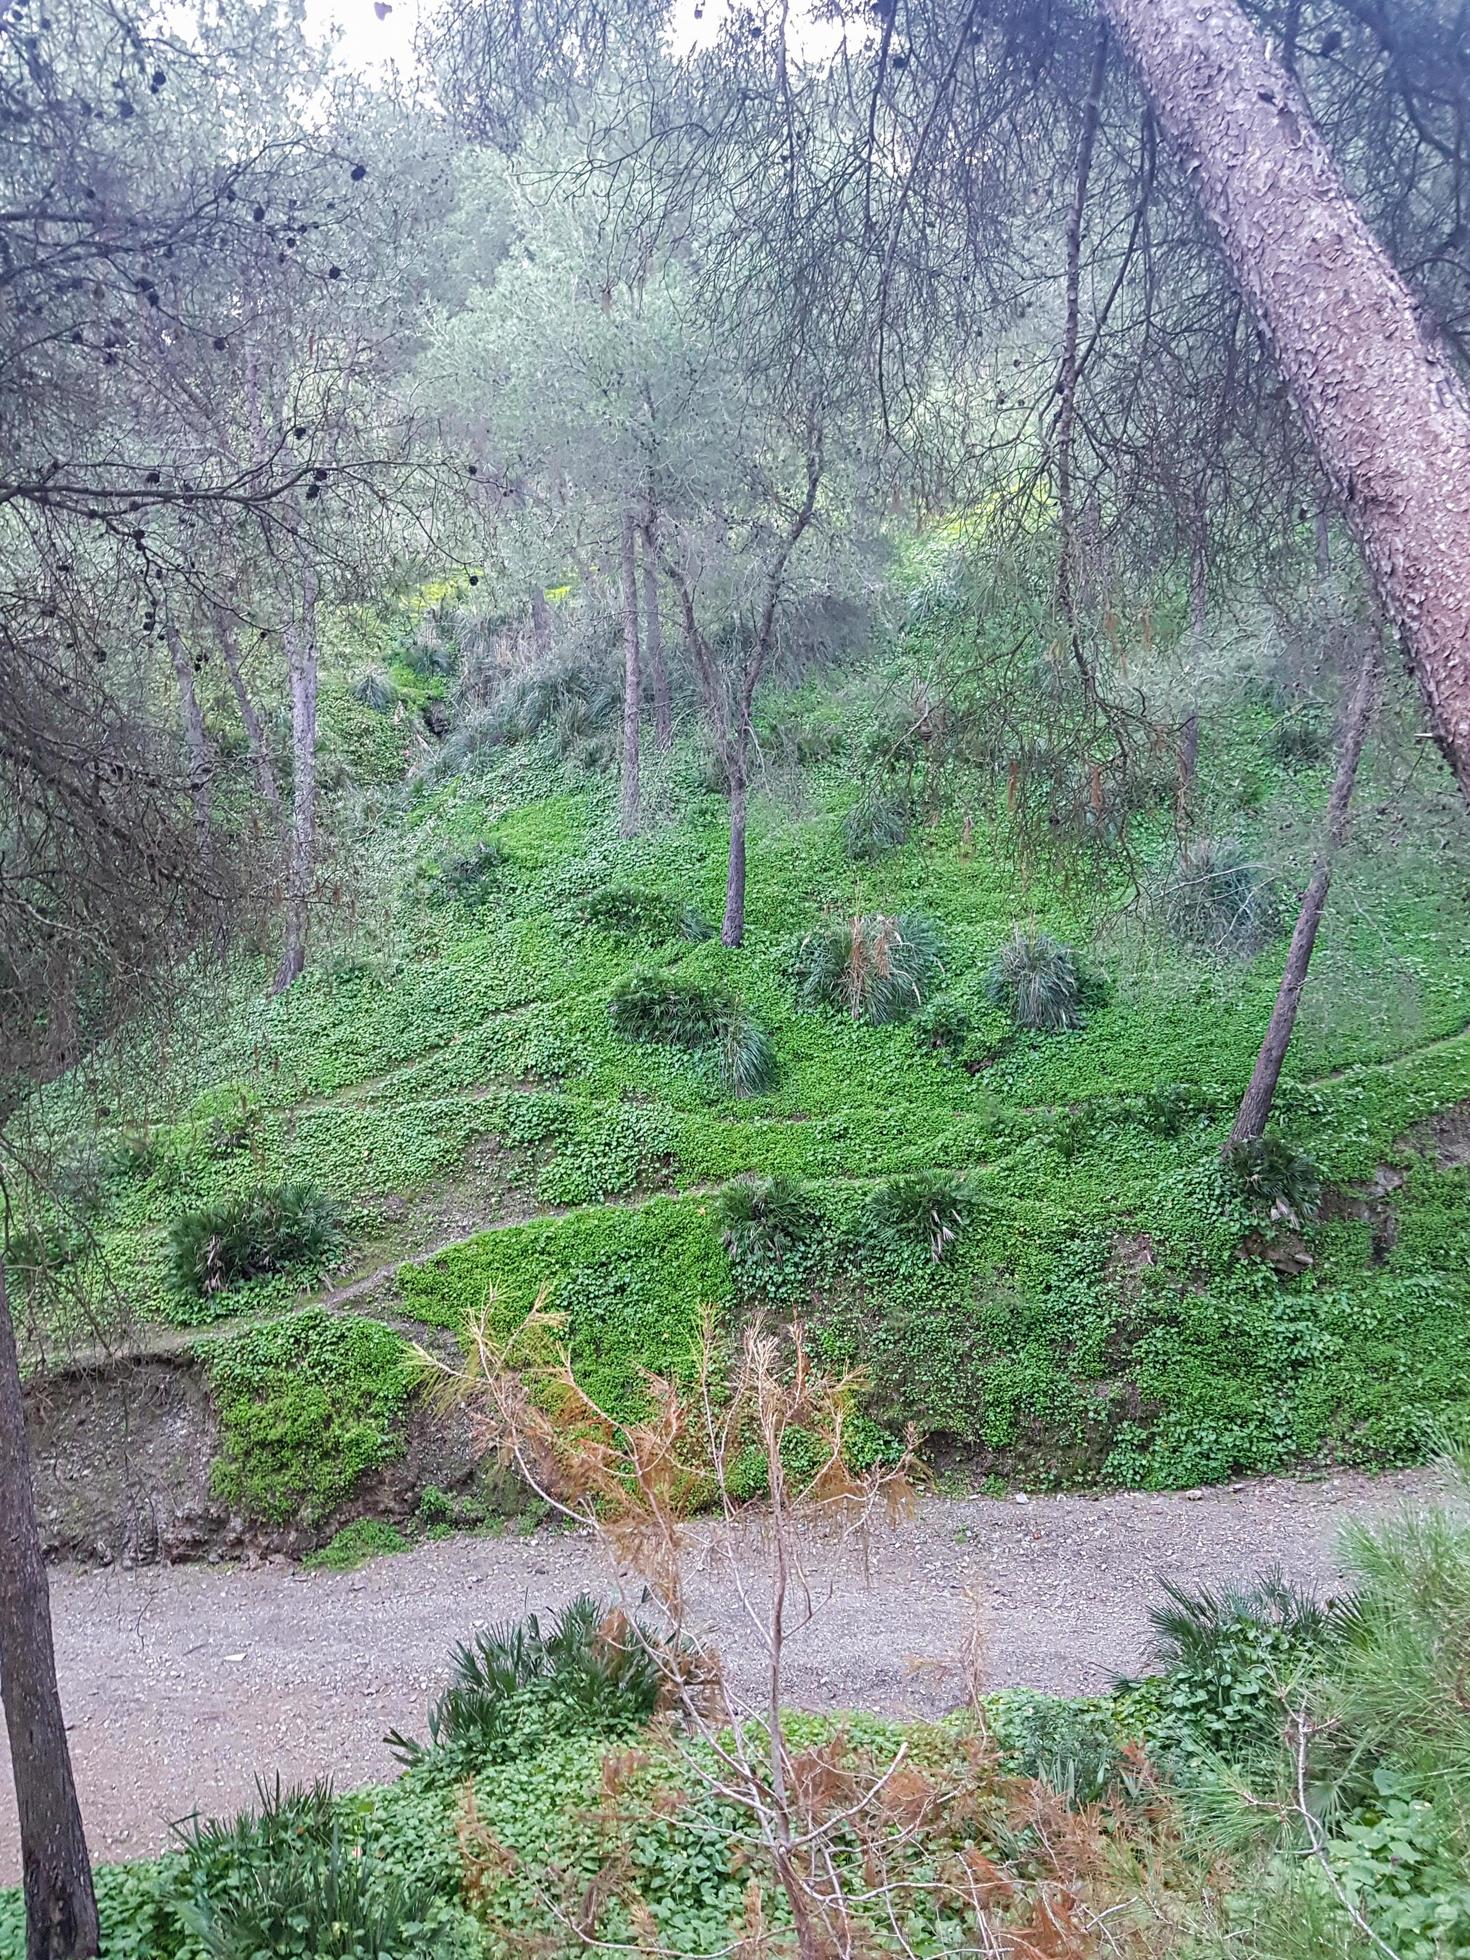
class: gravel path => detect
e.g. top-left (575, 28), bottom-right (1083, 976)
top-left (0, 1466), bottom-right (1439, 1879)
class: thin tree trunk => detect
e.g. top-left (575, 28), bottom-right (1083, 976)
top-left (162, 622), bottom-right (213, 860)
top-left (1315, 510), bottom-right (1332, 582)
top-left (1055, 21), bottom-right (1110, 684)
top-left (216, 613), bottom-right (282, 823)
top-left (618, 511), bottom-right (641, 838)
top-left (1229, 636), bottom-right (1381, 1147)
top-left (272, 568), bottom-right (320, 994)
top-left (722, 734), bottom-right (749, 948)
top-left (0, 1269), bottom-right (98, 1960)
top-left (641, 524), bottom-right (672, 755)
top-left (529, 585), bottom-right (553, 657)
top-left (1098, 0), bottom-right (1470, 802)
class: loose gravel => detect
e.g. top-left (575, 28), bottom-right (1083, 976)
top-left (0, 1466), bottom-right (1439, 1878)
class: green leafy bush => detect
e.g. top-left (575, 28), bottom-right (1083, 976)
top-left (576, 884), bottom-right (711, 942)
top-left (303, 1519), bottom-right (409, 1572)
top-left (169, 1182), bottom-right (340, 1300)
top-left (608, 970), bottom-right (776, 1095)
top-left (1163, 837), bottom-right (1277, 956)
top-left (1223, 1136), bottom-right (1322, 1221)
top-left (1130, 1571), bottom-right (1345, 1759)
top-left (984, 928), bottom-right (1083, 1032)
top-left (719, 1176), bottom-right (820, 1298)
top-left (865, 1173), bottom-right (970, 1261)
top-left (351, 665), bottom-right (400, 713)
top-left (386, 1595), bottom-right (665, 1766)
top-left (1268, 713), bottom-right (1331, 767)
top-left (176, 1779), bottom-right (451, 1960)
top-left (435, 839), bottom-right (505, 908)
top-left (206, 1311), bottom-right (410, 1524)
top-left (793, 912), bottom-right (944, 1025)
top-left (842, 791), bottom-right (910, 861)
top-left (910, 994), bottom-right (973, 1059)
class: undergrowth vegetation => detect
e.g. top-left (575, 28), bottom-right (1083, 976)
top-left (20, 569), bottom-right (1470, 1515)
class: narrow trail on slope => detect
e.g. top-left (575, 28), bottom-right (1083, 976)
top-left (0, 1466), bottom-right (1441, 1878)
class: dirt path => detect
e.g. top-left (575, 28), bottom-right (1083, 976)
top-left (0, 1465), bottom-right (1442, 1880)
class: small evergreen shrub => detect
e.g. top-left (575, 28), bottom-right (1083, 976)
top-left (303, 1519), bottom-right (409, 1572)
top-left (608, 971), bottom-right (776, 1095)
top-left (577, 885), bottom-right (712, 943)
top-left (386, 1595), bottom-right (665, 1766)
top-left (1163, 837), bottom-right (1277, 956)
top-left (865, 1173), bottom-right (970, 1261)
top-left (793, 912), bottom-right (944, 1026)
top-left (719, 1176), bottom-right (819, 1294)
top-left (177, 1779), bottom-right (448, 1960)
top-left (435, 839), bottom-right (505, 908)
top-left (842, 791), bottom-right (910, 861)
top-left (1268, 713), bottom-right (1331, 767)
top-left (170, 1182), bottom-right (339, 1299)
top-left (351, 665), bottom-right (400, 713)
top-left (984, 929), bottom-right (1083, 1032)
top-left (1223, 1135), bottom-right (1323, 1221)
top-left (1130, 1571), bottom-right (1344, 1759)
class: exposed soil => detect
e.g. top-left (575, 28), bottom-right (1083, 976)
top-left (0, 1464), bottom-right (1441, 1879)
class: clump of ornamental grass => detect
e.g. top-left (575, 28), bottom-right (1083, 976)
top-left (608, 969), bottom-right (776, 1096)
top-left (169, 1181), bottom-right (340, 1299)
top-left (1222, 1135), bottom-right (1322, 1222)
top-left (842, 790), bottom-right (911, 861)
top-left (1162, 837), bottom-right (1277, 956)
top-left (865, 1172), bottom-right (971, 1261)
top-left (984, 928), bottom-right (1083, 1032)
top-left (793, 912), bottom-right (944, 1025)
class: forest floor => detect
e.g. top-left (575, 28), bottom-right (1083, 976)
top-left (0, 1464), bottom-right (1440, 1879)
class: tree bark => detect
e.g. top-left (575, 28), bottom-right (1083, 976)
top-left (1097, 0), bottom-right (1470, 802)
top-left (271, 567), bottom-right (320, 994)
top-left (641, 524), bottom-right (672, 755)
top-left (618, 510), bottom-right (641, 838)
top-left (1229, 634), bottom-right (1380, 1147)
top-left (529, 584), bottom-right (553, 657)
top-left (722, 735), bottom-right (749, 948)
top-left (1314, 509), bottom-right (1332, 583)
top-left (216, 612), bottom-right (282, 823)
top-left (0, 1269), bottom-right (98, 1960)
top-left (162, 622), bottom-right (213, 861)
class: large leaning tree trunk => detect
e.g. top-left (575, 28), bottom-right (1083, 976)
top-left (272, 566), bottom-right (321, 994)
top-left (0, 1269), bottom-right (98, 1960)
top-left (618, 510), bottom-right (642, 838)
top-left (1229, 633), bottom-right (1381, 1148)
top-left (1098, 0), bottom-right (1470, 803)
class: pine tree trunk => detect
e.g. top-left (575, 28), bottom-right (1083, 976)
top-left (163, 622), bottom-right (213, 860)
top-left (1229, 636), bottom-right (1380, 1147)
top-left (722, 735), bottom-right (749, 948)
top-left (641, 525), bottom-right (672, 754)
top-left (272, 569), bottom-right (320, 994)
top-left (529, 585), bottom-right (553, 656)
top-left (1098, 0), bottom-right (1470, 802)
top-left (0, 1270), bottom-right (98, 1960)
top-left (618, 511), bottom-right (642, 838)
top-left (216, 616), bottom-right (282, 823)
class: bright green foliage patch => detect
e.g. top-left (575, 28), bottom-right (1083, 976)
top-left (203, 1311), bottom-right (411, 1525)
top-left (302, 1518), bottom-right (410, 1571)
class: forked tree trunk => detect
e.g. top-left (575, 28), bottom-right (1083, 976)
top-left (163, 622), bottom-right (213, 861)
top-left (216, 615), bottom-right (282, 823)
top-left (1229, 636), bottom-right (1380, 1147)
top-left (272, 568), bottom-right (320, 994)
top-left (1099, 0), bottom-right (1470, 802)
top-left (618, 511), bottom-right (641, 838)
top-left (641, 525), bottom-right (672, 754)
top-left (0, 1269), bottom-right (98, 1960)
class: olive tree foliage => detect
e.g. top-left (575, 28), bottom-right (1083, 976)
top-left (419, 118), bottom-right (887, 910)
